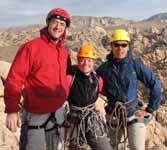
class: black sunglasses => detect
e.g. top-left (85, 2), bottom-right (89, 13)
top-left (113, 43), bottom-right (128, 48)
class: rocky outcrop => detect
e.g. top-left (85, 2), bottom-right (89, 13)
top-left (0, 61), bottom-right (20, 150)
top-left (0, 26), bottom-right (40, 47)
top-left (0, 61), bottom-right (11, 96)
top-left (0, 98), bottom-right (20, 150)
top-left (146, 105), bottom-right (167, 149)
top-left (71, 16), bottom-right (131, 29)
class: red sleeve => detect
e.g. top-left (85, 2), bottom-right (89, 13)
top-left (98, 76), bottom-right (104, 94)
top-left (4, 43), bottom-right (32, 113)
top-left (67, 75), bottom-right (73, 89)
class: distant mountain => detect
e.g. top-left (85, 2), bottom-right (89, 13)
top-left (71, 16), bottom-right (133, 28)
top-left (144, 12), bottom-right (167, 22)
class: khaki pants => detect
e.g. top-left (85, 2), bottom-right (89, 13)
top-left (107, 115), bottom-right (146, 150)
top-left (128, 122), bottom-right (146, 150)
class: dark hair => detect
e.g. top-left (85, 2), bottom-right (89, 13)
top-left (106, 51), bottom-right (113, 61)
top-left (47, 14), bottom-right (70, 27)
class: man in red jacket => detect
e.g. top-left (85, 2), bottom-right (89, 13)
top-left (4, 8), bottom-right (71, 150)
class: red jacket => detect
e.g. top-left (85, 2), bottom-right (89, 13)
top-left (4, 28), bottom-right (71, 114)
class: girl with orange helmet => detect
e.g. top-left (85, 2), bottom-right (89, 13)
top-left (65, 44), bottom-right (112, 150)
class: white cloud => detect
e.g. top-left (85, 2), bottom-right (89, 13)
top-left (15, 10), bottom-right (44, 17)
top-left (0, 0), bottom-right (13, 7)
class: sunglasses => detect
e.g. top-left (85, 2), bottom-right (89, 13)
top-left (113, 43), bottom-right (128, 48)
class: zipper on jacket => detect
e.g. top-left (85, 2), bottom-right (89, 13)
top-left (56, 46), bottom-right (62, 83)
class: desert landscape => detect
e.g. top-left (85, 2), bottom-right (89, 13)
top-left (0, 13), bottom-right (167, 150)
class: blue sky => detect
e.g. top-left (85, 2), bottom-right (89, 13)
top-left (0, 0), bottom-right (167, 27)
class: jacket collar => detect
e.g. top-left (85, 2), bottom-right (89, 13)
top-left (109, 50), bottom-right (133, 65)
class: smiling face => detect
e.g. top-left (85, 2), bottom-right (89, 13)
top-left (77, 57), bottom-right (95, 76)
top-left (111, 41), bottom-right (129, 59)
top-left (47, 18), bottom-right (66, 41)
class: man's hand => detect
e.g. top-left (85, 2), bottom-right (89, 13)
top-left (6, 113), bottom-right (21, 132)
top-left (134, 110), bottom-right (152, 118)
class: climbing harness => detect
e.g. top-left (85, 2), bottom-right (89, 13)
top-left (67, 103), bottom-right (106, 149)
top-left (20, 112), bottom-right (70, 150)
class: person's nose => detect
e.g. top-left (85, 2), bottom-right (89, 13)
top-left (84, 59), bottom-right (90, 65)
top-left (55, 22), bottom-right (62, 28)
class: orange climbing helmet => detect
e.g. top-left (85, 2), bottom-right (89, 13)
top-left (78, 44), bottom-right (97, 59)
